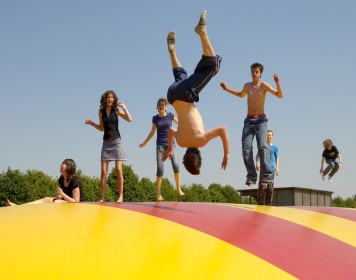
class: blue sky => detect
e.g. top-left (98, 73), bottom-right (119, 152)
top-left (1, 0), bottom-right (355, 199)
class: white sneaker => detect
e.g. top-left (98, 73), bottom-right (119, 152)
top-left (328, 177), bottom-right (333, 183)
top-left (321, 174), bottom-right (325, 181)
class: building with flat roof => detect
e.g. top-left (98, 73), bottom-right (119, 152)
top-left (237, 187), bottom-right (333, 206)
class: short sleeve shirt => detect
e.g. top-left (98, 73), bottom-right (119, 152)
top-left (152, 112), bottom-right (174, 145)
top-left (322, 145), bottom-right (339, 160)
top-left (58, 175), bottom-right (86, 202)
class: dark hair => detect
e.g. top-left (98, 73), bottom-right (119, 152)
top-left (250, 62), bottom-right (264, 74)
top-left (157, 97), bottom-right (168, 107)
top-left (100, 90), bottom-right (118, 111)
top-left (156, 98), bottom-right (168, 111)
top-left (183, 148), bottom-right (202, 175)
top-left (63, 159), bottom-right (77, 180)
top-left (323, 139), bottom-right (333, 148)
top-left (267, 129), bottom-right (273, 135)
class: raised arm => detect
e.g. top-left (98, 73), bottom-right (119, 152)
top-left (265, 73), bottom-right (283, 98)
top-left (139, 123), bottom-right (156, 148)
top-left (220, 82), bottom-right (247, 98)
top-left (117, 101), bottom-right (133, 122)
top-left (85, 111), bottom-right (104, 132)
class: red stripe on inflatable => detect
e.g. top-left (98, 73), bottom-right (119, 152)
top-left (289, 206), bottom-right (356, 222)
top-left (89, 202), bottom-right (356, 279)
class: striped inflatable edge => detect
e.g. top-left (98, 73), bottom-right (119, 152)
top-left (0, 202), bottom-right (355, 279)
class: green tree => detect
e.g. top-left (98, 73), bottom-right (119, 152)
top-left (24, 170), bottom-right (57, 201)
top-left (160, 178), bottom-right (185, 201)
top-left (138, 177), bottom-right (156, 201)
top-left (0, 168), bottom-right (57, 206)
top-left (76, 170), bottom-right (101, 202)
top-left (107, 164), bottom-right (143, 202)
top-left (0, 168), bottom-right (32, 206)
top-left (221, 185), bottom-right (241, 204)
top-left (208, 183), bottom-right (225, 202)
top-left (332, 196), bottom-right (345, 207)
top-left (344, 198), bottom-right (356, 208)
top-left (182, 183), bottom-right (212, 202)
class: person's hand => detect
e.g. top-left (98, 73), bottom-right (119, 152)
top-left (118, 101), bottom-right (126, 109)
top-left (162, 149), bottom-right (173, 161)
top-left (273, 73), bottom-right (280, 84)
top-left (220, 82), bottom-right (227, 90)
top-left (85, 119), bottom-right (92, 125)
top-left (56, 187), bottom-right (64, 197)
top-left (139, 143), bottom-right (145, 148)
top-left (256, 163), bottom-right (260, 172)
top-left (319, 168), bottom-right (323, 174)
top-left (275, 168), bottom-right (279, 176)
top-left (221, 153), bottom-right (229, 170)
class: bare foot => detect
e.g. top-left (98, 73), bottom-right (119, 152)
top-left (195, 10), bottom-right (207, 35)
top-left (157, 195), bottom-right (164, 201)
top-left (177, 189), bottom-right (185, 196)
top-left (167, 31), bottom-right (176, 53)
top-left (116, 195), bottom-right (123, 203)
top-left (5, 199), bottom-right (17, 206)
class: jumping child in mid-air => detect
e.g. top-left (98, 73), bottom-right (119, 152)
top-left (162, 10), bottom-right (230, 175)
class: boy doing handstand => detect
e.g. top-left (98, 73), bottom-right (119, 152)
top-left (162, 10), bottom-right (230, 175)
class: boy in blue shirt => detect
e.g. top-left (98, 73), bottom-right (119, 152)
top-left (256, 130), bottom-right (279, 205)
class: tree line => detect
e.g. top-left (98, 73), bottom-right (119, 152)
top-left (0, 164), bottom-right (242, 206)
top-left (0, 164), bottom-right (355, 208)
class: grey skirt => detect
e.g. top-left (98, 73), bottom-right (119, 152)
top-left (101, 137), bottom-right (127, 161)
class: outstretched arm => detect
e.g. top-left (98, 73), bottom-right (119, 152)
top-left (220, 82), bottom-right (247, 98)
top-left (139, 123), bottom-right (156, 148)
top-left (85, 112), bottom-right (104, 132)
top-left (162, 127), bottom-right (176, 161)
top-left (203, 125), bottom-right (230, 170)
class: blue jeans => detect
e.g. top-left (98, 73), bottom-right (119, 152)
top-left (241, 117), bottom-right (272, 184)
top-left (258, 173), bottom-right (274, 205)
top-left (323, 158), bottom-right (340, 178)
top-left (156, 144), bottom-right (179, 177)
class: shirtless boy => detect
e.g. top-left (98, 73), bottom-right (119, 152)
top-left (162, 10), bottom-right (230, 175)
top-left (220, 63), bottom-right (283, 186)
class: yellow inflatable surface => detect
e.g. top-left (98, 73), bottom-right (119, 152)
top-left (1, 202), bottom-right (356, 279)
